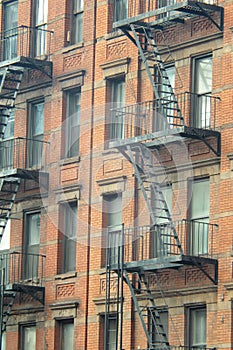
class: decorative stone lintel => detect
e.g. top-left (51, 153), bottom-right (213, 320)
top-left (100, 57), bottom-right (130, 79)
top-left (97, 175), bottom-right (126, 195)
top-left (50, 300), bottom-right (79, 319)
top-left (57, 69), bottom-right (85, 90)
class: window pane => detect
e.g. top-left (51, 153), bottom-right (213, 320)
top-left (28, 102), bottom-right (44, 167)
top-left (110, 79), bottom-right (125, 140)
top-left (195, 57), bottom-right (212, 94)
top-left (3, 1), bottom-right (18, 60)
top-left (63, 202), bottom-right (77, 272)
top-left (65, 91), bottom-right (81, 158)
top-left (22, 326), bottom-right (36, 350)
top-left (61, 321), bottom-right (74, 350)
top-left (190, 179), bottom-right (210, 220)
top-left (36, 0), bottom-right (48, 25)
top-left (24, 213), bottom-right (40, 279)
top-left (28, 213), bottom-right (41, 246)
top-left (190, 308), bottom-right (206, 346)
top-left (105, 315), bottom-right (117, 350)
top-left (74, 0), bottom-right (84, 12)
top-left (115, 0), bottom-right (128, 21)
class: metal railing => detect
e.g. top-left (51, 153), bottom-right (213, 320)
top-left (0, 137), bottom-right (50, 172)
top-left (109, 93), bottom-right (220, 141)
top-left (112, 0), bottom-right (219, 21)
top-left (107, 220), bottom-right (218, 265)
top-left (0, 251), bottom-right (46, 286)
top-left (0, 25), bottom-right (53, 62)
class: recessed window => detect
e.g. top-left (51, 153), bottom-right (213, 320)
top-left (60, 319), bottom-right (74, 350)
top-left (63, 90), bottom-right (81, 158)
top-left (34, 0), bottom-right (48, 56)
top-left (23, 212), bottom-right (41, 280)
top-left (149, 309), bottom-right (168, 347)
top-left (189, 178), bottom-right (210, 255)
top-left (27, 101), bottom-right (44, 168)
top-left (114, 0), bottom-right (128, 22)
top-left (71, 0), bottom-right (83, 44)
top-left (192, 55), bottom-right (212, 128)
top-left (103, 193), bottom-right (122, 265)
top-left (101, 313), bottom-right (117, 350)
top-left (2, 0), bottom-right (18, 61)
top-left (60, 201), bottom-right (77, 273)
top-left (109, 79), bottom-right (125, 140)
top-left (187, 306), bottom-right (206, 347)
top-left (20, 324), bottom-right (36, 350)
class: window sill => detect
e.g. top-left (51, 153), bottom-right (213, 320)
top-left (105, 30), bottom-right (125, 41)
top-left (62, 42), bottom-right (84, 54)
top-left (55, 271), bottom-right (77, 280)
top-left (59, 155), bottom-right (81, 166)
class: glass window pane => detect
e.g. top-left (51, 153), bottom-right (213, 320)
top-left (22, 326), bottom-right (36, 350)
top-left (190, 308), bottom-right (206, 346)
top-left (74, 0), bottom-right (84, 12)
top-left (63, 202), bottom-right (77, 272)
top-left (3, 1), bottom-right (18, 60)
top-left (196, 57), bottom-right (212, 94)
top-left (28, 213), bottom-right (41, 246)
top-left (61, 321), bottom-right (74, 350)
top-left (65, 91), bottom-right (81, 158)
top-left (115, 0), bottom-right (128, 21)
top-left (36, 0), bottom-right (48, 25)
top-left (191, 179), bottom-right (210, 220)
top-left (32, 103), bottom-right (44, 137)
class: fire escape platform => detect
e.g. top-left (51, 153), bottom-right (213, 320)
top-left (5, 283), bottom-right (45, 304)
top-left (0, 56), bottom-right (52, 71)
top-left (0, 168), bottom-right (48, 181)
top-left (109, 126), bottom-right (221, 156)
top-left (113, 0), bottom-right (224, 32)
top-left (110, 254), bottom-right (217, 273)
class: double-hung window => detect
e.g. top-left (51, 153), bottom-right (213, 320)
top-left (61, 202), bottom-right (77, 273)
top-left (64, 90), bottom-right (81, 158)
top-left (192, 55), bottom-right (212, 128)
top-left (21, 325), bottom-right (36, 350)
top-left (104, 193), bottom-right (122, 265)
top-left (71, 0), bottom-right (84, 44)
top-left (114, 0), bottom-right (128, 22)
top-left (60, 319), bottom-right (74, 350)
top-left (189, 178), bottom-right (210, 255)
top-left (23, 212), bottom-right (40, 280)
top-left (28, 101), bottom-right (44, 168)
top-left (104, 313), bottom-right (117, 350)
top-left (187, 306), bottom-right (206, 348)
top-left (0, 111), bottom-right (14, 170)
top-left (34, 0), bottom-right (48, 56)
top-left (3, 1), bottom-right (18, 61)
top-left (110, 79), bottom-right (125, 140)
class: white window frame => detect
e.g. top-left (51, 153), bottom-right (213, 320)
top-left (110, 78), bottom-right (125, 140)
top-left (34, 0), bottom-right (48, 56)
top-left (187, 306), bottom-right (206, 348)
top-left (3, 0), bottom-right (18, 61)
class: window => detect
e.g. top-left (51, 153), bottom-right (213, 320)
top-left (150, 309), bottom-right (168, 347)
top-left (21, 325), bottom-right (36, 350)
top-left (110, 79), bottom-right (125, 140)
top-left (63, 90), bottom-right (81, 158)
top-left (34, 0), bottom-right (48, 56)
top-left (3, 0), bottom-right (18, 61)
top-left (192, 55), bottom-right (212, 128)
top-left (103, 314), bottom-right (117, 350)
top-left (61, 202), bottom-right (77, 273)
top-left (187, 306), bottom-right (206, 347)
top-left (104, 193), bottom-right (122, 265)
top-left (60, 319), bottom-right (74, 350)
top-left (114, 0), bottom-right (128, 22)
top-left (23, 212), bottom-right (40, 279)
top-left (0, 112), bottom-right (14, 170)
top-left (71, 0), bottom-right (83, 44)
top-left (151, 184), bottom-right (172, 257)
top-left (27, 101), bottom-right (44, 168)
top-left (189, 178), bottom-right (210, 255)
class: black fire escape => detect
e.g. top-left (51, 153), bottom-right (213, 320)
top-left (105, 1), bottom-right (223, 349)
top-left (0, 26), bottom-right (52, 342)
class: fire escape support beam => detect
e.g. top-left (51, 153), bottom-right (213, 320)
top-left (195, 3), bottom-right (224, 32)
top-left (189, 257), bottom-right (218, 285)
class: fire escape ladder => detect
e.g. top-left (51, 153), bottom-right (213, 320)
top-left (121, 143), bottom-right (183, 256)
top-left (125, 270), bottom-right (170, 349)
top-left (0, 178), bottom-right (20, 241)
top-left (0, 66), bottom-right (24, 140)
top-left (130, 23), bottom-right (184, 128)
top-left (1, 291), bottom-right (16, 333)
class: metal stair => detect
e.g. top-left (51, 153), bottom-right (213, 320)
top-left (0, 178), bottom-right (20, 240)
top-left (1, 291), bottom-right (16, 332)
top-left (0, 66), bottom-right (24, 140)
top-left (120, 143), bottom-right (183, 256)
top-left (125, 270), bottom-right (169, 349)
top-left (130, 23), bottom-right (184, 129)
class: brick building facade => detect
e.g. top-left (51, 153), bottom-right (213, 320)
top-left (0, 0), bottom-right (232, 349)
